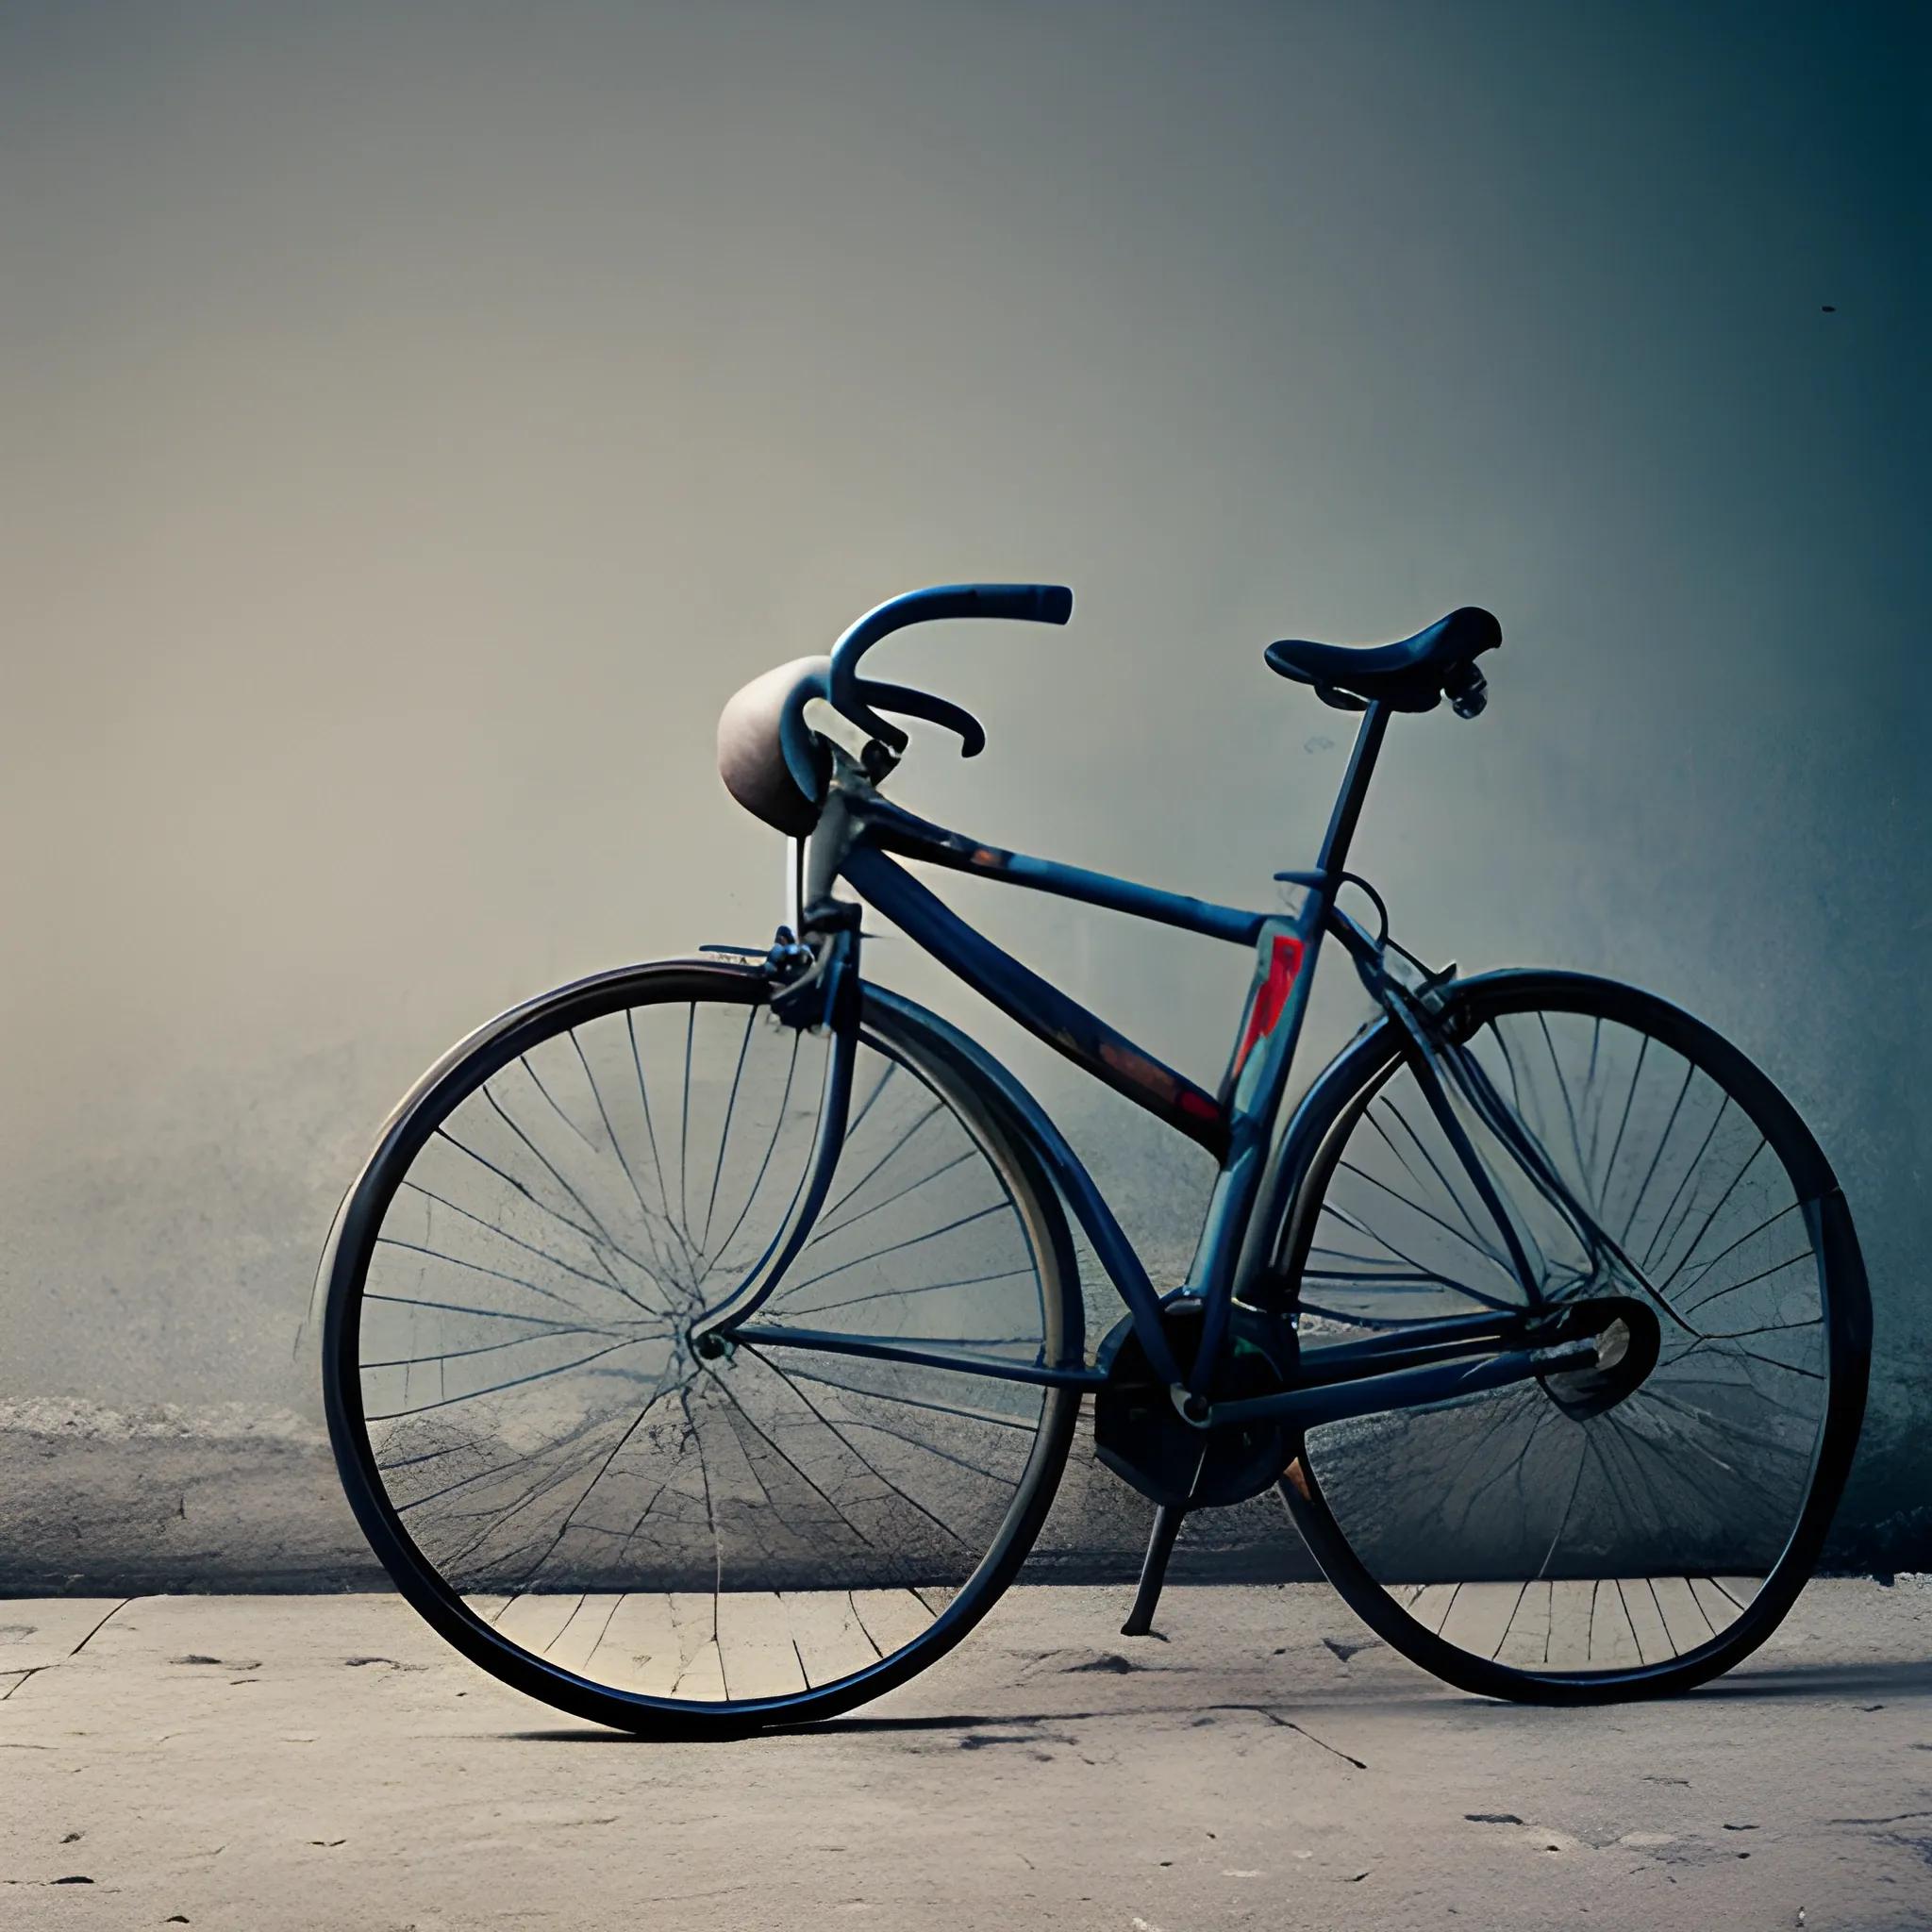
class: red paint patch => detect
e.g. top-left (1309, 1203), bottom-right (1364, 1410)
top-left (1233, 934), bottom-right (1306, 1078)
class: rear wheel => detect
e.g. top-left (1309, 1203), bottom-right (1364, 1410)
top-left (322, 961), bottom-right (1082, 1734)
top-left (1272, 971), bottom-right (1869, 1702)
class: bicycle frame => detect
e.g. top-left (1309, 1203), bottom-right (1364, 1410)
top-left (700, 696), bottom-right (1600, 1421)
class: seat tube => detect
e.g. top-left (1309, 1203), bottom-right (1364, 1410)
top-left (1182, 902), bottom-right (1324, 1394)
top-left (1315, 700), bottom-right (1391, 883)
top-left (1182, 701), bottom-right (1391, 1398)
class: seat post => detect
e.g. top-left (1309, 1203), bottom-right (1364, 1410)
top-left (1314, 701), bottom-right (1391, 883)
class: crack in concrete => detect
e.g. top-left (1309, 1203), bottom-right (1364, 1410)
top-left (1217, 1705), bottom-right (1367, 1768)
top-left (69, 1599), bottom-right (132, 1657)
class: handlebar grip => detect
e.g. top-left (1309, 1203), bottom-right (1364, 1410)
top-left (827, 583), bottom-right (1073, 735)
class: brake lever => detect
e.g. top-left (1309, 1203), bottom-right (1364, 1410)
top-left (850, 679), bottom-right (988, 758)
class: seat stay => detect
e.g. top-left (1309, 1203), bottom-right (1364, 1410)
top-left (1381, 993), bottom-right (1548, 1308)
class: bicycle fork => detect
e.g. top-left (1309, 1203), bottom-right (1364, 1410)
top-left (688, 901), bottom-right (863, 1356)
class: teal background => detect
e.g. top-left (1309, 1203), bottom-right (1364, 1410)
top-left (0, 1), bottom-right (1923, 1577)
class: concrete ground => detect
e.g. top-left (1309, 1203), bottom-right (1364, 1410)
top-left (3, 1580), bottom-right (1929, 1931)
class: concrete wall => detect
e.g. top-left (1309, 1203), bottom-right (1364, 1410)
top-left (0, 1), bottom-right (1924, 1587)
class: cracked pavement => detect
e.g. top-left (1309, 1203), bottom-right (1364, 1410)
top-left (2, 1580), bottom-right (1929, 1928)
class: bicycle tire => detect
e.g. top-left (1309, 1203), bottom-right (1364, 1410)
top-left (321, 959), bottom-right (1084, 1735)
top-left (1267, 969), bottom-right (1869, 1703)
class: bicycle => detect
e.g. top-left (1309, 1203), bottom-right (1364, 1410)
top-left (320, 583), bottom-right (1871, 1735)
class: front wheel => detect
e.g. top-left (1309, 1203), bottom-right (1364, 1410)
top-left (1270, 970), bottom-right (1869, 1703)
top-left (321, 961), bottom-right (1083, 1735)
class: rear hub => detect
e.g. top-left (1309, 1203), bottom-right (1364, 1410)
top-left (1535, 1294), bottom-right (1663, 1420)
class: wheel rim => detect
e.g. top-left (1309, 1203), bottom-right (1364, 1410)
top-left (340, 976), bottom-right (1069, 1713)
top-left (1287, 984), bottom-right (1835, 1682)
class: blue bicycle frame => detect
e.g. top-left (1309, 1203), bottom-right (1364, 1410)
top-left (695, 587), bottom-right (1597, 1426)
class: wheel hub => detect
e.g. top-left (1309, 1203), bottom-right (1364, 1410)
top-left (1534, 1294), bottom-right (1662, 1420)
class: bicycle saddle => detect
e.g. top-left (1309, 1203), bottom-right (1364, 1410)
top-left (1264, 606), bottom-right (1501, 716)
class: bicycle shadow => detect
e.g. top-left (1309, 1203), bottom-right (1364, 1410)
top-left (498, 1657), bottom-right (1932, 1744)
top-left (1690, 1659), bottom-right (1932, 1702)
top-left (505, 1710), bottom-right (1126, 1742)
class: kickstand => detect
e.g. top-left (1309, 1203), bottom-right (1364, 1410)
top-left (1121, 1503), bottom-right (1186, 1637)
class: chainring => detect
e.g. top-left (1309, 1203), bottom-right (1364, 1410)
top-left (1093, 1294), bottom-right (1297, 1509)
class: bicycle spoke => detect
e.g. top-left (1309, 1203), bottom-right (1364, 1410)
top-left (363, 1335), bottom-right (656, 1421)
top-left (746, 1353), bottom-right (1040, 1431)
top-left (1652, 1134), bottom-right (1771, 1294)
top-left (1316, 1201), bottom-right (1517, 1314)
top-left (810, 1144), bottom-right (978, 1245)
top-left (787, 1266), bottom-right (1034, 1320)
top-left (371, 1241), bottom-right (663, 1328)
top-left (339, 976), bottom-right (1071, 1718)
top-left (396, 1179), bottom-right (654, 1311)
top-left (1609, 1056), bottom-right (1696, 1246)
top-left (1363, 1094), bottom-right (1505, 1257)
top-left (699, 1027), bottom-right (809, 1272)
top-left (1289, 983), bottom-right (1845, 1688)
top-left (697, 1005), bottom-right (760, 1254)
top-left (1335, 1155), bottom-right (1515, 1277)
top-left (567, 1026), bottom-right (676, 1267)
top-left (625, 1007), bottom-right (675, 1224)
top-left (813, 1094), bottom-right (947, 1228)
top-left (1598, 1031), bottom-right (1650, 1199)
top-left (480, 1084), bottom-right (665, 1287)
top-left (777, 1201), bottom-right (1010, 1298)
top-left (1635, 1097), bottom-right (1734, 1275)
top-left (436, 1123), bottom-right (653, 1307)
top-left (366, 1286), bottom-right (619, 1330)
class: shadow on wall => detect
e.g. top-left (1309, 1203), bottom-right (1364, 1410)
top-left (0, 1), bottom-right (1924, 1591)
